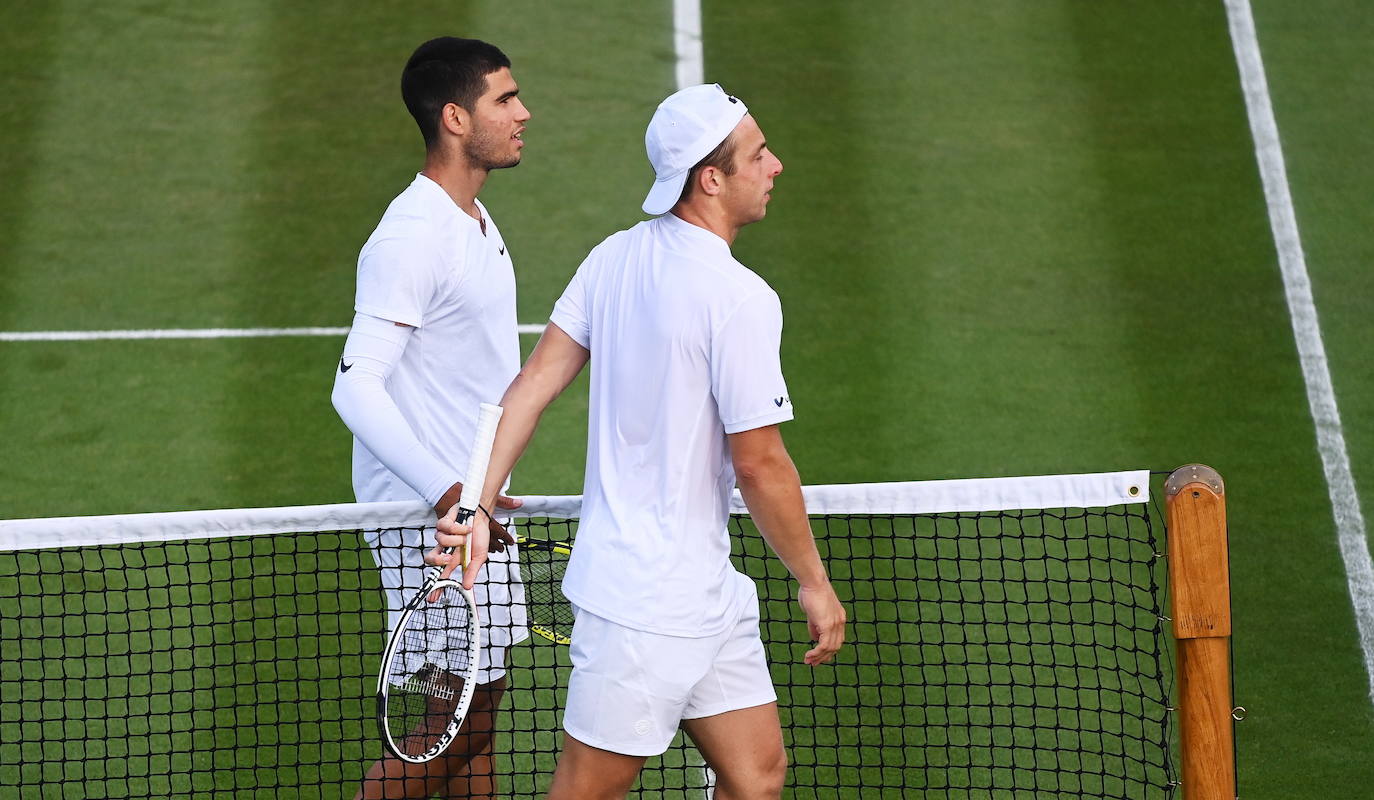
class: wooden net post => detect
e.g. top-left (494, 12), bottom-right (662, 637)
top-left (1165, 464), bottom-right (1236, 800)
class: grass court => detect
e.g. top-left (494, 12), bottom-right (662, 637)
top-left (2, 0), bottom-right (1373, 795)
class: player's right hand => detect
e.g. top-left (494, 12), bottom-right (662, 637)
top-left (425, 507), bottom-right (471, 601)
top-left (426, 504), bottom-right (493, 594)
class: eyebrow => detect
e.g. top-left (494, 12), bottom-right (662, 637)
top-left (496, 88), bottom-right (520, 102)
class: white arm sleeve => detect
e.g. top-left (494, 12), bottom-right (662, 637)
top-left (331, 312), bottom-right (462, 507)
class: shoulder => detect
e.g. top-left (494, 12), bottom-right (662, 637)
top-left (567, 223), bottom-right (648, 280)
top-left (361, 183), bottom-right (470, 268)
top-left (691, 252), bottom-right (779, 319)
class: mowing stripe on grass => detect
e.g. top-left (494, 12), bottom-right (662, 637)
top-left (1224, 0), bottom-right (1374, 702)
top-left (0, 325), bottom-right (546, 341)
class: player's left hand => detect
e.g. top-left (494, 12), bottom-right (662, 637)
top-left (486, 494), bottom-right (521, 554)
top-left (798, 581), bottom-right (847, 666)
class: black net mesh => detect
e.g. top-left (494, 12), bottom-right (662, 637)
top-left (0, 494), bottom-right (1175, 798)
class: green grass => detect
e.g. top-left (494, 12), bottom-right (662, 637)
top-left (2, 0), bottom-right (1373, 796)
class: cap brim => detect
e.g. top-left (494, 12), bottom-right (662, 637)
top-left (642, 171), bottom-right (689, 216)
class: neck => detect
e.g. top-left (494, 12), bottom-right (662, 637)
top-left (669, 201), bottom-right (739, 246)
top-left (421, 151), bottom-right (489, 223)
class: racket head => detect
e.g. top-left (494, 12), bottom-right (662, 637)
top-left (515, 535), bottom-right (573, 645)
top-left (376, 578), bottom-right (482, 763)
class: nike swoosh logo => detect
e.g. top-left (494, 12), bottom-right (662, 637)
top-left (339, 359), bottom-right (354, 374)
top-left (499, 246), bottom-right (506, 255)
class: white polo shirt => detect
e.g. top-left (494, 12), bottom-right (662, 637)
top-left (550, 212), bottom-right (794, 637)
top-left (350, 174), bottom-right (520, 504)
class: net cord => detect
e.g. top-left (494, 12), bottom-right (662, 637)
top-left (0, 470), bottom-right (1150, 550)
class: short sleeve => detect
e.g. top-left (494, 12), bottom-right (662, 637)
top-left (354, 227), bottom-right (444, 328)
top-left (549, 259), bottom-right (592, 349)
top-left (711, 289), bottom-right (794, 434)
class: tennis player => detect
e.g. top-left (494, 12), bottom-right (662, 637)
top-left (331, 36), bottom-right (530, 800)
top-left (433, 83), bottom-right (847, 799)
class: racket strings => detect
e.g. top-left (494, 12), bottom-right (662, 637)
top-left (381, 586), bottom-right (480, 758)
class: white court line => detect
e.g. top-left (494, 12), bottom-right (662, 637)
top-left (1225, 0), bottom-right (1374, 702)
top-left (674, 0), bottom-right (704, 89)
top-left (0, 325), bottom-right (547, 341)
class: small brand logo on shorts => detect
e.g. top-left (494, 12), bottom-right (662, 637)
top-left (634, 719), bottom-right (651, 736)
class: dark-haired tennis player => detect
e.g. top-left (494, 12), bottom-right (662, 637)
top-left (433, 84), bottom-right (847, 800)
top-left (331, 36), bottom-right (530, 800)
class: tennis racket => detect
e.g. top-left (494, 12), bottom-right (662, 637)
top-left (514, 535), bottom-right (573, 645)
top-left (376, 402), bottom-right (503, 763)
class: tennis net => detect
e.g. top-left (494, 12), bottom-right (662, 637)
top-left (0, 471), bottom-right (1177, 798)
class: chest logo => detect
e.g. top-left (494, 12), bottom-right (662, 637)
top-left (339, 359), bottom-right (354, 374)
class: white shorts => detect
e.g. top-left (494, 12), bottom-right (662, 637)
top-left (366, 525), bottom-right (529, 685)
top-left (562, 583), bottom-right (776, 757)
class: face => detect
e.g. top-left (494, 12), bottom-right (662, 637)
top-left (717, 115), bottom-right (784, 227)
top-left (461, 67), bottom-right (530, 170)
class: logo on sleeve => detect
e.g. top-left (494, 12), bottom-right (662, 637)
top-left (339, 358), bottom-right (354, 374)
top-left (773, 396), bottom-right (789, 407)
top-left (499, 245), bottom-right (506, 255)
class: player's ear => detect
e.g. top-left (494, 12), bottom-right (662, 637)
top-left (698, 165), bottom-right (724, 197)
top-left (439, 102), bottom-right (469, 137)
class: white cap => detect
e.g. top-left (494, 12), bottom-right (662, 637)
top-left (641, 84), bottom-right (749, 216)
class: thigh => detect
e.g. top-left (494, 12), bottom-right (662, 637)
top-left (681, 703), bottom-right (785, 798)
top-left (546, 732), bottom-right (648, 800)
top-left (474, 550), bottom-right (528, 683)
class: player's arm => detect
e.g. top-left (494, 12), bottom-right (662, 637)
top-left (431, 322), bottom-right (590, 587)
top-left (729, 424), bottom-right (846, 666)
top-left (330, 313), bottom-right (520, 534)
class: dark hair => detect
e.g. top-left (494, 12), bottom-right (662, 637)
top-left (676, 131), bottom-right (740, 206)
top-left (402, 37), bottom-right (511, 149)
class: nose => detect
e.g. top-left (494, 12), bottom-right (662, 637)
top-left (515, 97), bottom-right (531, 122)
top-left (770, 155), bottom-right (783, 177)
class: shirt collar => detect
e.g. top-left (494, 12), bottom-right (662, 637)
top-left (658, 211), bottom-right (731, 252)
top-left (414, 173), bottom-right (487, 232)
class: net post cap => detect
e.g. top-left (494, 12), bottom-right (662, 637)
top-left (1164, 464), bottom-right (1224, 497)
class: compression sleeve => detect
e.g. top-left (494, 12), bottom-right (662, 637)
top-left (331, 312), bottom-right (462, 506)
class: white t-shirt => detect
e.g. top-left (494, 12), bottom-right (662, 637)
top-left (550, 212), bottom-right (794, 637)
top-left (350, 174), bottom-right (520, 504)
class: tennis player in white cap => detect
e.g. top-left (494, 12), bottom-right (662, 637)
top-left (433, 83), bottom-right (847, 799)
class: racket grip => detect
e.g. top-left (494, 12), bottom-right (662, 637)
top-left (458, 403), bottom-right (504, 514)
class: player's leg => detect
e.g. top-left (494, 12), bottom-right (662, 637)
top-left (681, 703), bottom-right (786, 800)
top-left (680, 578), bottom-right (783, 799)
top-left (358, 527), bottom-right (511, 798)
top-left (439, 674), bottom-right (508, 798)
top-left (545, 734), bottom-right (647, 800)
top-left (355, 673), bottom-right (507, 799)
top-left (549, 608), bottom-right (704, 799)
